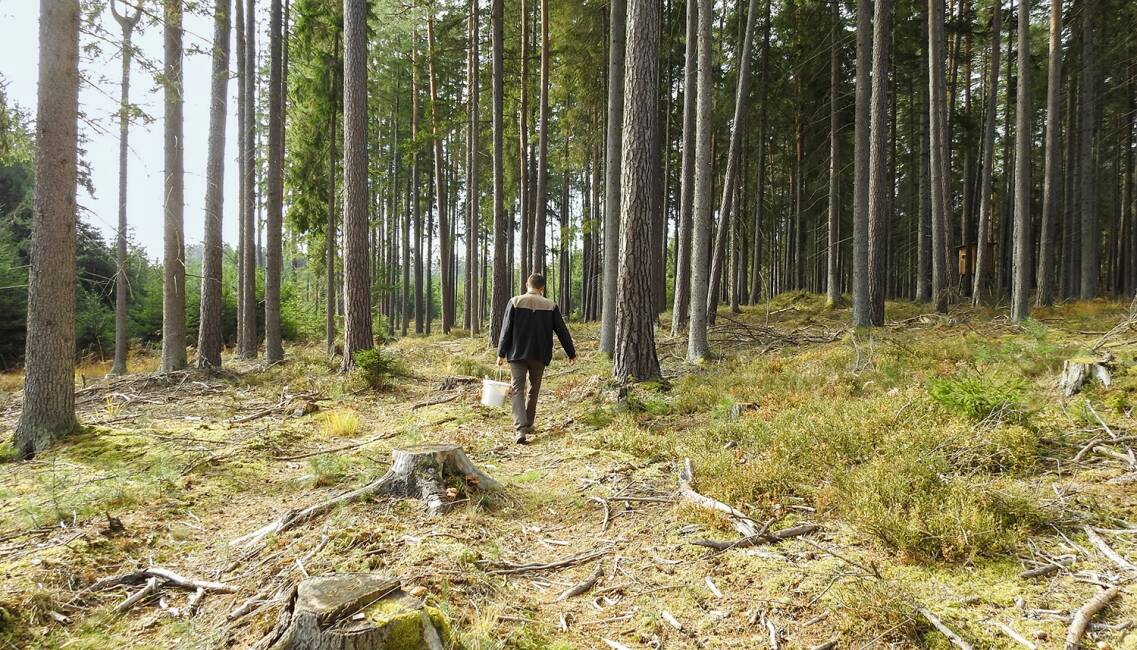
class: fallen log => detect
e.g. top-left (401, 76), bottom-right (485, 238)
top-left (232, 444), bottom-right (499, 548)
top-left (1065, 586), bottom-right (1120, 650)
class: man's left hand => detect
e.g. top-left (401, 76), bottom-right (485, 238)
top-left (496, 356), bottom-right (506, 366)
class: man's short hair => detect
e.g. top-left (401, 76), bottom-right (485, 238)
top-left (527, 273), bottom-right (546, 290)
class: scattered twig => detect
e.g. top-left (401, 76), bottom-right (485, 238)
top-left (589, 496), bottom-right (611, 533)
top-left (690, 523), bottom-right (819, 551)
top-left (1065, 586), bottom-right (1120, 650)
top-left (704, 576), bottom-right (723, 598)
top-left (661, 610), bottom-right (682, 630)
top-left (556, 562), bottom-right (604, 602)
top-left (115, 577), bottom-right (159, 614)
top-left (918, 608), bottom-right (974, 650)
top-left (808, 640), bottom-right (838, 650)
top-left (1083, 526), bottom-right (1137, 573)
top-left (488, 546), bottom-right (612, 575)
top-left (988, 621), bottom-right (1037, 649)
top-left (678, 458), bottom-right (762, 537)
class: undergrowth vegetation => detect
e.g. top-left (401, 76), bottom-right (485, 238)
top-left (1, 296), bottom-right (1134, 649)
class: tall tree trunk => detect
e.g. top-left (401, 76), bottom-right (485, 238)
top-left (467, 0), bottom-right (481, 336)
top-left (928, 0), bottom-right (951, 313)
top-left (341, 0), bottom-right (373, 368)
top-left (518, 0), bottom-right (530, 285)
top-left (1035, 0), bottom-right (1062, 306)
top-left (670, 0), bottom-right (697, 335)
top-left (851, 0), bottom-right (872, 324)
top-left (160, 0), bottom-right (187, 373)
top-left (412, 30), bottom-right (424, 334)
top-left (686, 0), bottom-right (713, 362)
top-left (264, 0), bottom-right (284, 362)
top-left (326, 102), bottom-right (336, 356)
top-left (15, 0), bottom-right (81, 457)
top-left (915, 54), bottom-right (932, 303)
top-left (197, 0), bottom-right (231, 368)
top-left (749, 1), bottom-right (770, 305)
top-left (599, 0), bottom-right (626, 355)
top-left (1078, 0), bottom-right (1098, 298)
top-left (865, 0), bottom-right (891, 325)
top-left (427, 14), bottom-right (452, 333)
top-left (531, 0), bottom-right (550, 276)
top-left (972, 0), bottom-right (1001, 305)
top-left (238, 0), bottom-right (258, 358)
top-left (825, 0), bottom-right (841, 308)
top-left (489, 0), bottom-right (509, 345)
top-left (613, 0), bottom-right (662, 383)
top-left (1010, 0), bottom-right (1032, 321)
top-left (111, 1), bottom-right (140, 375)
top-left (706, 0), bottom-right (759, 321)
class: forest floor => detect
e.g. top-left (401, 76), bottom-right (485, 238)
top-left (1, 294), bottom-right (1137, 649)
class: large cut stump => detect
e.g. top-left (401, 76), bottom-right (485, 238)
top-left (1058, 356), bottom-right (1113, 397)
top-left (233, 444), bottom-right (499, 548)
top-left (268, 574), bottom-right (454, 650)
top-left (380, 444), bottom-right (500, 515)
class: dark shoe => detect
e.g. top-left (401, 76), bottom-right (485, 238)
top-left (515, 431), bottom-right (529, 445)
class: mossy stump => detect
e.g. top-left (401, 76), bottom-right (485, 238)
top-left (269, 574), bottom-right (454, 650)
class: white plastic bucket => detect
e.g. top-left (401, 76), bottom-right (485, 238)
top-left (481, 377), bottom-right (511, 408)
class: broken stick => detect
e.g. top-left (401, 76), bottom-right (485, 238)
top-left (678, 458), bottom-right (762, 537)
top-left (555, 562), bottom-right (604, 602)
top-left (918, 607), bottom-right (973, 650)
top-left (1065, 586), bottom-right (1120, 650)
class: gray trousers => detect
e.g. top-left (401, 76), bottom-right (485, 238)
top-left (509, 359), bottom-right (546, 433)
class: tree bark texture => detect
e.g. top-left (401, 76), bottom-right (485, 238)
top-left (599, 0), bottom-right (625, 356)
top-left (161, 0), bottom-right (187, 373)
top-left (686, 0), bottom-right (713, 362)
top-left (341, 0), bottom-right (373, 369)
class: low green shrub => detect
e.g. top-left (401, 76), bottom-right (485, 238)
top-left (353, 347), bottom-right (405, 390)
top-left (928, 374), bottom-right (1027, 423)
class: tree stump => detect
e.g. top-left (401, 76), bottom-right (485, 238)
top-left (380, 444), bottom-right (500, 515)
top-left (1058, 356), bottom-right (1113, 397)
top-left (268, 574), bottom-right (454, 650)
top-left (233, 444), bottom-right (499, 548)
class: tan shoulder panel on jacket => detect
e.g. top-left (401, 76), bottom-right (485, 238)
top-left (512, 293), bottom-right (556, 311)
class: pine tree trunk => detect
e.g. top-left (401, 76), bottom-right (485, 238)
top-left (15, 0), bottom-right (81, 458)
top-left (1010, 0), bottom-right (1032, 322)
top-left (1078, 1), bottom-right (1098, 299)
top-left (972, 0), bottom-right (1001, 305)
top-left (599, 0), bottom-right (626, 356)
top-left (264, 0), bottom-right (284, 362)
top-left (1035, 0), bottom-right (1062, 305)
top-left (341, 0), bottom-right (373, 369)
top-left (235, 0), bottom-right (247, 355)
top-left (706, 0), bottom-right (759, 322)
top-left (851, 0), bottom-right (872, 324)
top-left (613, 0), bottom-right (662, 384)
top-left (865, 0), bottom-right (891, 326)
top-left (927, 0), bottom-right (951, 313)
top-left (196, 0), bottom-right (231, 369)
top-left (749, 2), bottom-right (770, 305)
top-left (468, 0), bottom-right (480, 336)
top-left (530, 0), bottom-right (550, 277)
top-left (686, 0), bottom-right (713, 362)
top-left (825, 0), bottom-right (841, 308)
top-left (238, 0), bottom-right (258, 359)
top-left (111, 1), bottom-right (140, 375)
top-left (670, 0), bottom-right (697, 335)
top-left (160, 0), bottom-right (188, 373)
top-left (916, 70), bottom-right (932, 302)
top-left (326, 79), bottom-right (337, 357)
top-left (427, 15), bottom-right (452, 334)
top-left (411, 30), bottom-right (424, 334)
top-left (489, 0), bottom-right (509, 346)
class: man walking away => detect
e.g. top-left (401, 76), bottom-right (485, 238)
top-left (497, 274), bottom-right (577, 443)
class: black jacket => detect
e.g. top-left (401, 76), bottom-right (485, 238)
top-left (497, 291), bottom-right (576, 365)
